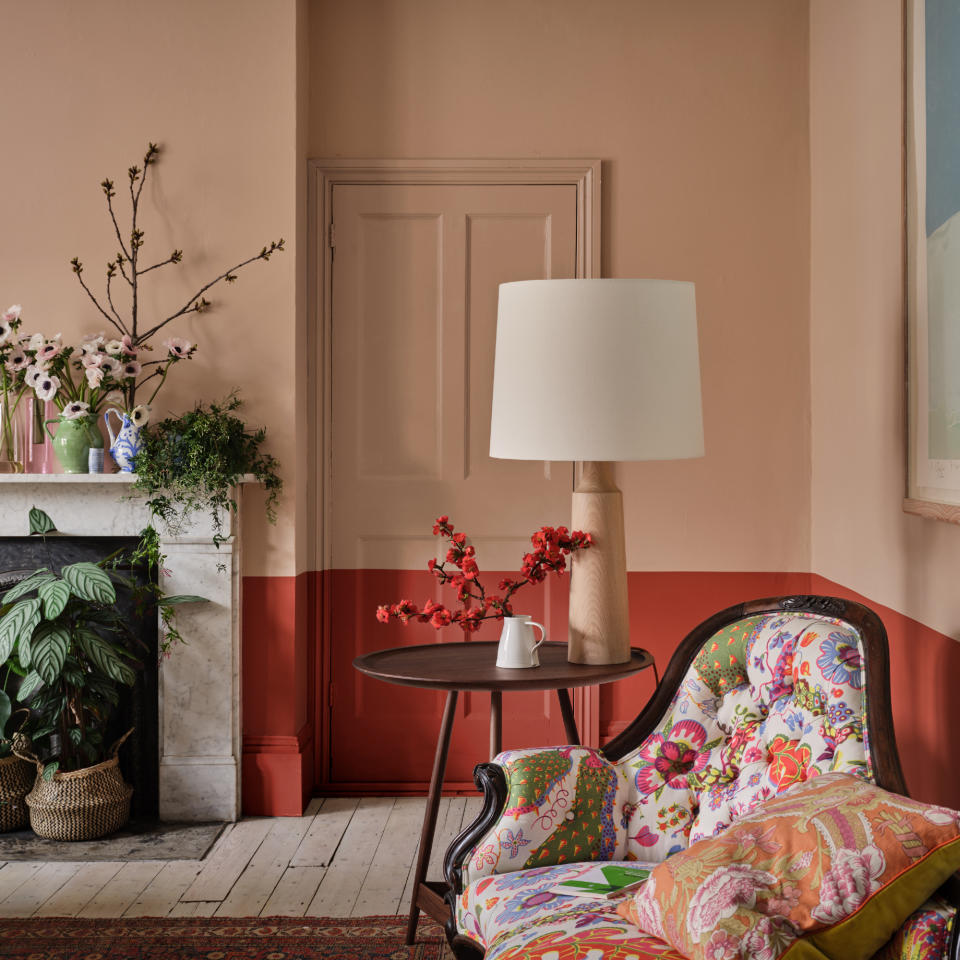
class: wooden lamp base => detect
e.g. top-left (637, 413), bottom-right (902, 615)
top-left (567, 461), bottom-right (631, 664)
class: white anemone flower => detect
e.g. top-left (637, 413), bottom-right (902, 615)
top-left (80, 334), bottom-right (104, 354)
top-left (99, 356), bottom-right (121, 377)
top-left (34, 375), bottom-right (60, 403)
top-left (81, 351), bottom-right (103, 369)
top-left (121, 361), bottom-right (141, 379)
top-left (104, 339), bottom-right (123, 355)
top-left (131, 404), bottom-right (151, 427)
top-left (85, 366), bottom-right (104, 389)
top-left (0, 321), bottom-right (11, 346)
top-left (25, 332), bottom-right (43, 352)
top-left (61, 401), bottom-right (91, 420)
top-left (36, 342), bottom-right (61, 362)
top-left (5, 346), bottom-right (27, 373)
top-left (25, 363), bottom-right (48, 388)
top-left (2, 305), bottom-right (21, 323)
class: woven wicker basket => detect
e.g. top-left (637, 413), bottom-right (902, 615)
top-left (0, 753), bottom-right (35, 832)
top-left (16, 730), bottom-right (134, 842)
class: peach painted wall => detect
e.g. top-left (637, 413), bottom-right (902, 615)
top-left (308, 0), bottom-right (812, 574)
top-left (810, 0), bottom-right (960, 640)
top-left (0, 0), bottom-right (304, 579)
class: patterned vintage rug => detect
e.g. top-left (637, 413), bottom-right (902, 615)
top-left (0, 915), bottom-right (455, 959)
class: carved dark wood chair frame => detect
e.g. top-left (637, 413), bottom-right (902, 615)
top-left (442, 595), bottom-right (960, 960)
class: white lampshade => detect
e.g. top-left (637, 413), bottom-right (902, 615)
top-left (489, 279), bottom-right (704, 462)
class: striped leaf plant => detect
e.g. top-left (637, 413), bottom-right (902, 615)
top-left (0, 508), bottom-right (204, 779)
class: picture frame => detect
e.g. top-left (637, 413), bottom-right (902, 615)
top-left (905, 0), bottom-right (960, 522)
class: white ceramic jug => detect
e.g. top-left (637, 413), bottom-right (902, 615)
top-left (496, 614), bottom-right (547, 669)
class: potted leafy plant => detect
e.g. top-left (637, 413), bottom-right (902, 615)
top-left (0, 508), bottom-right (203, 840)
top-left (132, 392), bottom-right (282, 547)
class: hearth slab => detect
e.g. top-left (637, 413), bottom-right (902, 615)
top-left (0, 820), bottom-right (226, 861)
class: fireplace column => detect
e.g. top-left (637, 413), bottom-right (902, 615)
top-left (159, 511), bottom-right (242, 822)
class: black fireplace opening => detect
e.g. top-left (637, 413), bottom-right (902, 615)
top-left (0, 536), bottom-right (159, 820)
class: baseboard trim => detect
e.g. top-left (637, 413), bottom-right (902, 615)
top-left (242, 723), bottom-right (314, 815)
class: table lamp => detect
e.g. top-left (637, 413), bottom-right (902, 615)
top-left (489, 279), bottom-right (704, 664)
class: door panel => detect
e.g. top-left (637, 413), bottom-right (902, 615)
top-left (328, 182), bottom-right (580, 788)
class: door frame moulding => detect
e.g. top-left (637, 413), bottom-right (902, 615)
top-left (307, 158), bottom-right (602, 791)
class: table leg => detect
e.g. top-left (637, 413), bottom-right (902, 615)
top-left (490, 690), bottom-right (502, 760)
top-left (556, 688), bottom-right (581, 745)
top-left (406, 688), bottom-right (458, 945)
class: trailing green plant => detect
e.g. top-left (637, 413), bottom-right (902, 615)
top-left (0, 508), bottom-right (204, 778)
top-left (131, 392), bottom-right (282, 547)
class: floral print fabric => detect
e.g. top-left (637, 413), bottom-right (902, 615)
top-left (874, 899), bottom-right (955, 960)
top-left (463, 745), bottom-right (632, 883)
top-left (455, 861), bottom-right (685, 960)
top-left (616, 773), bottom-right (960, 960)
top-left (462, 612), bottom-right (872, 887)
top-left (455, 611), bottom-right (958, 959)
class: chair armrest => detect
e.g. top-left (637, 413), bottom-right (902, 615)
top-left (443, 745), bottom-right (628, 894)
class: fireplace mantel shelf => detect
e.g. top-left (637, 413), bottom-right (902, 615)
top-left (0, 474), bottom-right (255, 484)
top-left (0, 473), bottom-right (137, 483)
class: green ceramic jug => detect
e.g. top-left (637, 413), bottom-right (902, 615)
top-left (45, 416), bottom-right (104, 474)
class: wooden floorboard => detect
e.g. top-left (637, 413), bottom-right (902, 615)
top-left (0, 862), bottom-right (77, 917)
top-left (79, 861), bottom-right (164, 918)
top-left (290, 797), bottom-right (359, 867)
top-left (125, 860), bottom-right (203, 918)
top-left (0, 794), bottom-right (483, 919)
top-left (181, 818), bottom-right (272, 902)
top-left (305, 797), bottom-right (395, 917)
top-left (33, 862), bottom-right (124, 917)
top-left (352, 798), bottom-right (424, 917)
top-left (215, 815), bottom-right (312, 917)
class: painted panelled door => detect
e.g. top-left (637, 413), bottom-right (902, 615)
top-left (328, 182), bottom-right (580, 791)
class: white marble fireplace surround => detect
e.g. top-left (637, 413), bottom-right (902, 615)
top-left (0, 475), bottom-right (242, 822)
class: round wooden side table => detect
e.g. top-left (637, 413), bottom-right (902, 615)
top-left (353, 640), bottom-right (656, 944)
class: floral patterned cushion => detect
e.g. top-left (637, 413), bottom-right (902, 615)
top-left (620, 613), bottom-right (871, 853)
top-left (874, 899), bottom-right (955, 960)
top-left (455, 861), bottom-right (684, 960)
top-left (461, 612), bottom-right (872, 888)
top-left (616, 774), bottom-right (960, 960)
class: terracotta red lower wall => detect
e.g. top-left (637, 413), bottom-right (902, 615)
top-left (241, 569), bottom-right (960, 814)
top-left (241, 573), bottom-right (314, 816)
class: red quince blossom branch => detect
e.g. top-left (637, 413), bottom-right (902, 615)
top-left (376, 516), bottom-right (593, 633)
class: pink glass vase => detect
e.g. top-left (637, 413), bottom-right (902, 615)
top-left (24, 398), bottom-right (54, 473)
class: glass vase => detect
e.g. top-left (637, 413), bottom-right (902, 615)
top-left (24, 397), bottom-right (53, 474)
top-left (0, 392), bottom-right (24, 474)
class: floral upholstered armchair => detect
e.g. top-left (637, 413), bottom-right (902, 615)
top-left (442, 595), bottom-right (960, 960)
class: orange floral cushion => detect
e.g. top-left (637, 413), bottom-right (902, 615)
top-left (616, 773), bottom-right (960, 960)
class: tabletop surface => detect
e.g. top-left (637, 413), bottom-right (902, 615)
top-left (353, 641), bottom-right (654, 692)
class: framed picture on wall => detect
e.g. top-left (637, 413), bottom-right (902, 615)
top-left (905, 0), bottom-right (960, 520)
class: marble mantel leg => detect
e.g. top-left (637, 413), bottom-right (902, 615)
top-left (158, 527), bottom-right (242, 822)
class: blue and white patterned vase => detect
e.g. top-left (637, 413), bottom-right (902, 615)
top-left (104, 408), bottom-right (146, 473)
